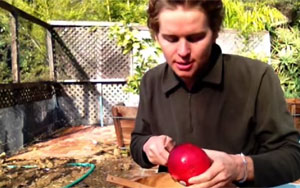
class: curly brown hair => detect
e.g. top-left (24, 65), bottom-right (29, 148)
top-left (147, 0), bottom-right (224, 38)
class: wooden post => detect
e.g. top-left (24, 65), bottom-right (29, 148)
top-left (10, 12), bottom-right (20, 83)
top-left (47, 30), bottom-right (55, 81)
top-left (112, 106), bottom-right (125, 147)
top-left (111, 105), bottom-right (137, 147)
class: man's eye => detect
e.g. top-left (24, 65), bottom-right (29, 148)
top-left (187, 34), bottom-right (205, 42)
top-left (163, 36), bottom-right (179, 43)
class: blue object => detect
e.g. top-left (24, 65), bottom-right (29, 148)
top-left (273, 183), bottom-right (300, 188)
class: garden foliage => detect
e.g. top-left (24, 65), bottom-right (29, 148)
top-left (0, 0), bottom-right (147, 83)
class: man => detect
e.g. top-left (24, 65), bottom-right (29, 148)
top-left (130, 0), bottom-right (300, 187)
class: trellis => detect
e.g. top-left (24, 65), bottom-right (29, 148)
top-left (49, 21), bottom-right (132, 125)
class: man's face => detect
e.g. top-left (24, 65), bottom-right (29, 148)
top-left (156, 6), bottom-right (217, 88)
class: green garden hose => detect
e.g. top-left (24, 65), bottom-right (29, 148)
top-left (5, 162), bottom-right (95, 188)
top-left (6, 165), bottom-right (38, 169)
top-left (63, 163), bottom-right (95, 188)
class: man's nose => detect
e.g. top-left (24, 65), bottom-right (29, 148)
top-left (177, 40), bottom-right (191, 57)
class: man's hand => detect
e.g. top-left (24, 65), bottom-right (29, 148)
top-left (187, 149), bottom-right (253, 188)
top-left (143, 135), bottom-right (175, 166)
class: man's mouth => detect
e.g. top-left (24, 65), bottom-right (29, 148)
top-left (175, 61), bottom-right (193, 71)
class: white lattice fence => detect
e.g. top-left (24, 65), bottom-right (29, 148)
top-left (216, 29), bottom-right (271, 59)
top-left (49, 22), bottom-right (131, 125)
top-left (56, 82), bottom-right (128, 125)
top-left (51, 23), bottom-right (131, 80)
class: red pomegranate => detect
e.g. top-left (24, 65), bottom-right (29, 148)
top-left (167, 143), bottom-right (211, 186)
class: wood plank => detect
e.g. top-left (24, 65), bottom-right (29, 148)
top-left (106, 174), bottom-right (152, 188)
top-left (47, 30), bottom-right (55, 81)
top-left (10, 12), bottom-right (20, 83)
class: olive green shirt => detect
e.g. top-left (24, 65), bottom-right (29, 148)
top-left (130, 44), bottom-right (300, 187)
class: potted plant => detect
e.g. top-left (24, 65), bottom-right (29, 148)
top-left (111, 104), bottom-right (138, 147)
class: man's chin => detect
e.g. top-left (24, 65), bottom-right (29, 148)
top-left (174, 70), bottom-right (193, 78)
top-left (175, 72), bottom-right (194, 82)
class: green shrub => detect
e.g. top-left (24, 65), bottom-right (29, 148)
top-left (223, 0), bottom-right (287, 38)
top-left (109, 24), bottom-right (162, 94)
top-left (271, 26), bottom-right (300, 98)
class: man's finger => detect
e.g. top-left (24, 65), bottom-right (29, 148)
top-left (160, 149), bottom-right (170, 166)
top-left (164, 136), bottom-right (175, 152)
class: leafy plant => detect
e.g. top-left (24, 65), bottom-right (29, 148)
top-left (240, 50), bottom-right (269, 63)
top-left (223, 0), bottom-right (287, 38)
top-left (271, 26), bottom-right (300, 98)
top-left (0, 9), bottom-right (12, 83)
top-left (1, 1), bottom-right (51, 83)
top-left (109, 24), bottom-right (162, 94)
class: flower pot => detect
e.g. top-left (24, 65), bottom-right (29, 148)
top-left (111, 105), bottom-right (138, 147)
top-left (286, 98), bottom-right (300, 132)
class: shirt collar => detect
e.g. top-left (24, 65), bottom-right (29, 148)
top-left (162, 43), bottom-right (223, 94)
top-left (162, 63), bottom-right (180, 94)
top-left (202, 44), bottom-right (223, 85)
